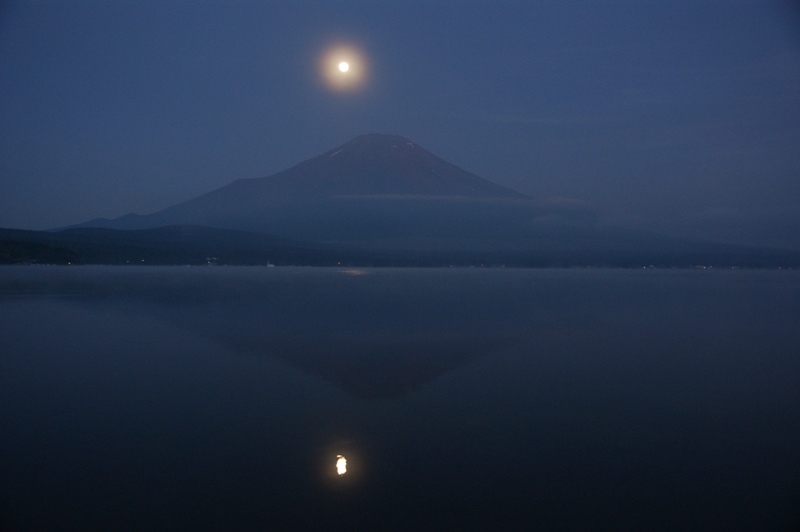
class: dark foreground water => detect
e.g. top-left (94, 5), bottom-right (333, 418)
top-left (1, 266), bottom-right (799, 530)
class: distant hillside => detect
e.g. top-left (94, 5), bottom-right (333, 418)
top-left (2, 225), bottom-right (798, 268)
top-left (0, 236), bottom-right (77, 265)
top-left (0, 226), bottom-right (342, 266)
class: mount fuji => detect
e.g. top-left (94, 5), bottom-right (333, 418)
top-left (78, 133), bottom-right (584, 243)
top-left (4, 134), bottom-right (795, 267)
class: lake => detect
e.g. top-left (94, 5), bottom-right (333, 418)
top-left (1, 266), bottom-right (798, 530)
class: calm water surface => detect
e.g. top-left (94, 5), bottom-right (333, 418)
top-left (1, 266), bottom-right (799, 530)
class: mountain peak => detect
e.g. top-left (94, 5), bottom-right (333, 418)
top-left (343, 133), bottom-right (418, 151)
top-left (350, 133), bottom-right (415, 144)
top-left (319, 133), bottom-right (420, 162)
top-left (255, 133), bottom-right (526, 199)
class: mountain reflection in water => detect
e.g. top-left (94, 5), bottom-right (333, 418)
top-left (12, 266), bottom-right (517, 398)
top-left (1, 266), bottom-right (799, 530)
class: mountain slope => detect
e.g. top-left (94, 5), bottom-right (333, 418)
top-left (75, 134), bottom-right (547, 239)
top-left (175, 133), bottom-right (526, 203)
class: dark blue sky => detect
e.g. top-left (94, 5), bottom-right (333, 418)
top-left (2, 0), bottom-right (799, 248)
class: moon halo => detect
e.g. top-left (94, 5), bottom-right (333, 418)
top-left (320, 44), bottom-right (366, 92)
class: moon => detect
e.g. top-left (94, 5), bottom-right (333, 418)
top-left (319, 44), bottom-right (367, 92)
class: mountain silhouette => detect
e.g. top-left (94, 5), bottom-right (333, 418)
top-left (76, 134), bottom-right (588, 241)
top-left (205, 133), bottom-right (526, 199)
top-left (53, 133), bottom-right (798, 268)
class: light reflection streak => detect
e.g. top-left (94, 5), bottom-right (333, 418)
top-left (336, 454), bottom-right (347, 476)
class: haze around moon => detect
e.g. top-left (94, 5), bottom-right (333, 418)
top-left (320, 44), bottom-right (366, 92)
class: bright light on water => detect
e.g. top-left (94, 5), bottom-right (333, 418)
top-left (336, 455), bottom-right (347, 476)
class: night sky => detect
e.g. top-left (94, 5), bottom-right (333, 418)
top-left (2, 1), bottom-right (799, 249)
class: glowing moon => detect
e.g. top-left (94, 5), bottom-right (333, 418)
top-left (319, 44), bottom-right (367, 92)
